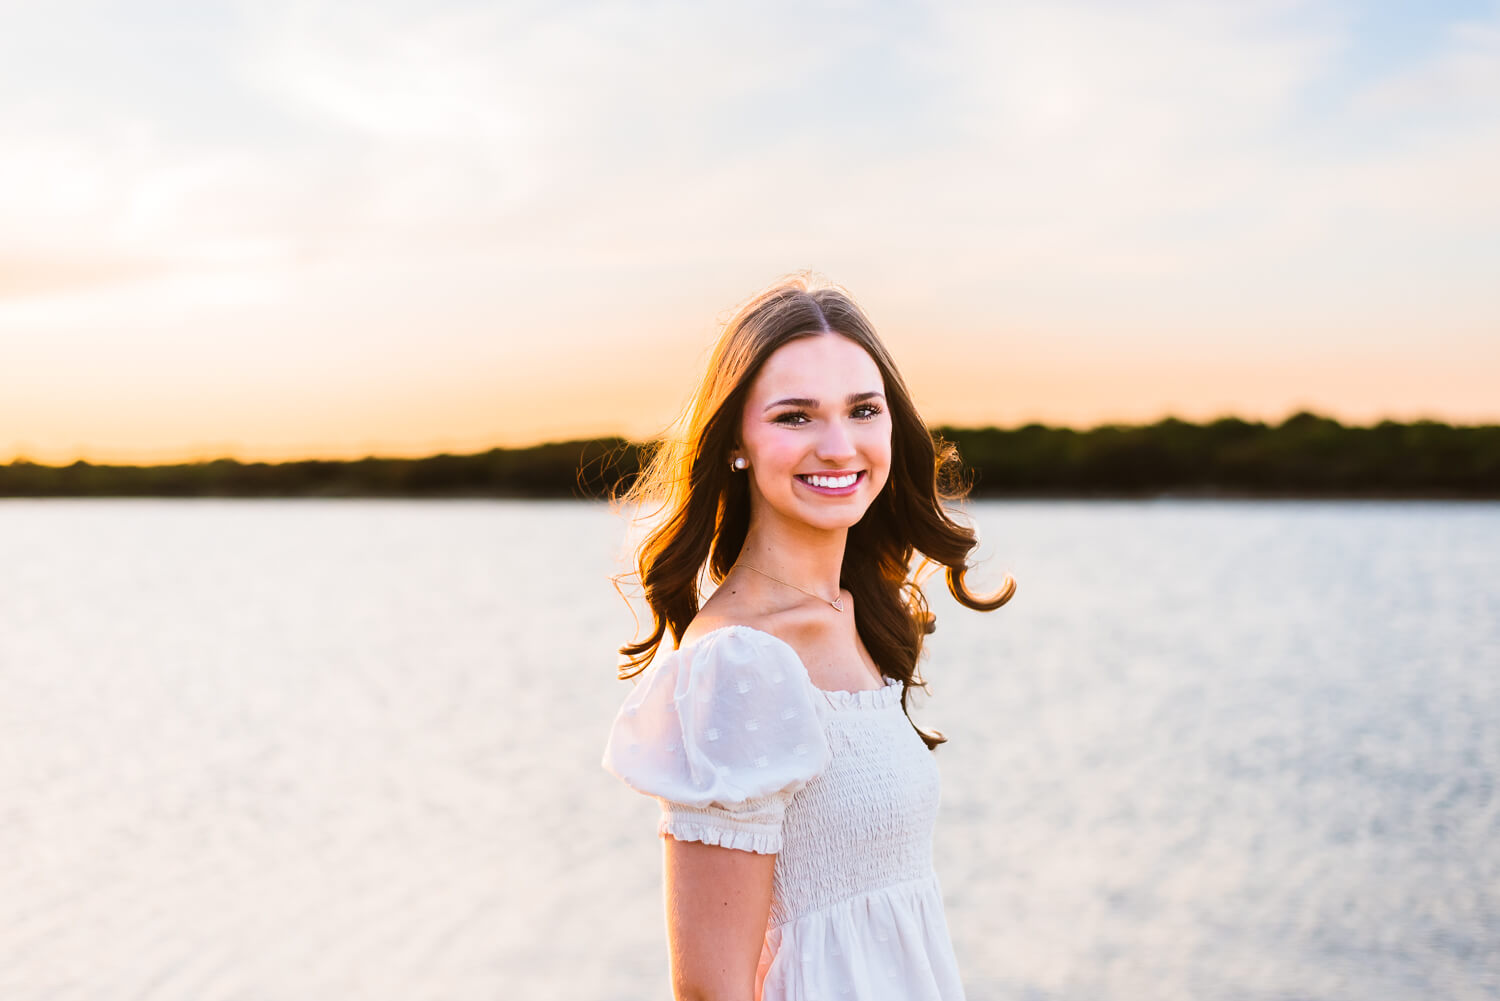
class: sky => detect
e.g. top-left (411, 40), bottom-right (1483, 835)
top-left (2, 0), bottom-right (1497, 465)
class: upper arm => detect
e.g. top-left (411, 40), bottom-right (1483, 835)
top-left (600, 627), bottom-right (831, 999)
top-left (663, 837), bottom-right (775, 1001)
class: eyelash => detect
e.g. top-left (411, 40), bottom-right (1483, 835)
top-left (774, 404), bottom-right (883, 427)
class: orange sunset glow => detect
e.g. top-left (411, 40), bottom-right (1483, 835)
top-left (3, 2), bottom-right (1498, 466)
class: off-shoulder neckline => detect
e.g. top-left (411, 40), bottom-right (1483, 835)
top-left (678, 623), bottom-right (904, 710)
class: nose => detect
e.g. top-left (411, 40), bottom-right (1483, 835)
top-left (815, 416), bottom-right (858, 464)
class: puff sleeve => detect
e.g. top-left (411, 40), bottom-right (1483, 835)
top-left (601, 626), bottom-right (832, 854)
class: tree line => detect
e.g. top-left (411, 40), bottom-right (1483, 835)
top-left (2, 411), bottom-right (1496, 499)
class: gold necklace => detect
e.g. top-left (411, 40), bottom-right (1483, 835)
top-left (733, 562), bottom-right (844, 611)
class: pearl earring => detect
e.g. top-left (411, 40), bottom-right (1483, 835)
top-left (731, 456), bottom-right (748, 470)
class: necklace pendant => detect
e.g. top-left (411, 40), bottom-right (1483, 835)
top-left (831, 596), bottom-right (845, 611)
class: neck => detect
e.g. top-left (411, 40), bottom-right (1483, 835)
top-left (736, 515), bottom-right (847, 597)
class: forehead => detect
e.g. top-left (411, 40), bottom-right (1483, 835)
top-left (747, 332), bottom-right (884, 400)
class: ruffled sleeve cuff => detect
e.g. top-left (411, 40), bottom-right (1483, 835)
top-left (658, 792), bottom-right (790, 855)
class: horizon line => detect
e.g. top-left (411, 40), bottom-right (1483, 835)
top-left (7, 408), bottom-right (1497, 469)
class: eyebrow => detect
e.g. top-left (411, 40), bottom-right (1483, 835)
top-left (764, 391), bottom-right (886, 412)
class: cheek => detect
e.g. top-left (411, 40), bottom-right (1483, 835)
top-left (865, 428), bottom-right (894, 487)
top-left (865, 423), bottom-right (894, 465)
top-left (766, 441), bottom-right (807, 474)
top-left (745, 428), bottom-right (800, 471)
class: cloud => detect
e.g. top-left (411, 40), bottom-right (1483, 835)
top-left (1355, 13), bottom-right (1500, 117)
top-left (6, 0), bottom-right (1494, 285)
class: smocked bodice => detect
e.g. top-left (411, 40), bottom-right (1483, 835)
top-left (603, 624), bottom-right (966, 1000)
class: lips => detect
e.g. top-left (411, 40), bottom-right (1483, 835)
top-left (794, 470), bottom-right (865, 492)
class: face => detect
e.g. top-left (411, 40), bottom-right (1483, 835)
top-left (734, 332), bottom-right (893, 533)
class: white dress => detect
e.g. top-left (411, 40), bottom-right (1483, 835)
top-left (602, 624), bottom-right (967, 1000)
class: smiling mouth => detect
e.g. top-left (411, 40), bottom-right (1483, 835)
top-left (794, 470), bottom-right (865, 490)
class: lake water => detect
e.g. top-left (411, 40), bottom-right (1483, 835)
top-left (1, 498), bottom-right (1496, 1000)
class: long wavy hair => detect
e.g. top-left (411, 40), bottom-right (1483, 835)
top-left (612, 273), bottom-right (1015, 748)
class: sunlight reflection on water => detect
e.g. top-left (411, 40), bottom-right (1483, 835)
top-left (1, 498), bottom-right (1495, 1000)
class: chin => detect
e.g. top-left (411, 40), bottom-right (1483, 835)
top-left (792, 498), bottom-right (875, 532)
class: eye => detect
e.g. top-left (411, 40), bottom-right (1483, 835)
top-left (772, 411), bottom-right (811, 427)
top-left (852, 404), bottom-right (883, 420)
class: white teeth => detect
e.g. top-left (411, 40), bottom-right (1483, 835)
top-left (802, 472), bottom-right (858, 489)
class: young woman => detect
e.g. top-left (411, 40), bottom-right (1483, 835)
top-left (602, 274), bottom-right (1015, 1001)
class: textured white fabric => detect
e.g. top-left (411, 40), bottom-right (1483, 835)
top-left (602, 624), bottom-right (966, 1001)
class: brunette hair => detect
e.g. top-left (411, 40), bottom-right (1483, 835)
top-left (612, 273), bottom-right (1015, 748)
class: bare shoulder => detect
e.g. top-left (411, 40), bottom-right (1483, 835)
top-left (682, 584), bottom-right (878, 689)
top-left (677, 585), bottom-right (776, 650)
top-left (678, 582), bottom-right (838, 653)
